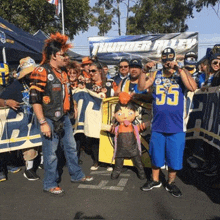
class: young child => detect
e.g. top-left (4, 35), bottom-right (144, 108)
top-left (110, 92), bottom-right (150, 180)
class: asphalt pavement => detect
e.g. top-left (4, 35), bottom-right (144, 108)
top-left (0, 151), bottom-right (220, 220)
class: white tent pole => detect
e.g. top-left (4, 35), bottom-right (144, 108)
top-left (2, 47), bottom-right (7, 63)
top-left (61, 0), bottom-right (65, 35)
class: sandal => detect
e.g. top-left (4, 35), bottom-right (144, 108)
top-left (43, 187), bottom-right (64, 195)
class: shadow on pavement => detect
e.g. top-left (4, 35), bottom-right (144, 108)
top-left (178, 151), bottom-right (220, 204)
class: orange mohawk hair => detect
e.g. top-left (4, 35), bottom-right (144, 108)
top-left (119, 92), bottom-right (131, 105)
top-left (41, 32), bottom-right (72, 65)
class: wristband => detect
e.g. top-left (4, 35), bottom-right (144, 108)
top-left (39, 118), bottom-right (47, 125)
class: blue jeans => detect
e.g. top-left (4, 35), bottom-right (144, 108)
top-left (41, 115), bottom-right (85, 190)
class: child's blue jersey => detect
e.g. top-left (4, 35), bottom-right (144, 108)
top-left (151, 70), bottom-right (186, 133)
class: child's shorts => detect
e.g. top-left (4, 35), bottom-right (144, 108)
top-left (149, 131), bottom-right (185, 170)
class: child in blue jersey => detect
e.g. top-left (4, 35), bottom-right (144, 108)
top-left (138, 48), bottom-right (197, 197)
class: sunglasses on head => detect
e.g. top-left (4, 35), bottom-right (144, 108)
top-left (119, 65), bottom-right (129, 68)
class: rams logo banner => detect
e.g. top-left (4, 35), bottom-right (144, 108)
top-left (0, 106), bottom-right (41, 153)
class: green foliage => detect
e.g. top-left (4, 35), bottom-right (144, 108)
top-left (194, 0), bottom-right (219, 11)
top-left (90, 0), bottom-right (130, 36)
top-left (90, 7), bottom-right (113, 36)
top-left (90, 0), bottom-right (116, 36)
top-left (127, 0), bottom-right (194, 34)
top-left (0, 0), bottom-right (90, 39)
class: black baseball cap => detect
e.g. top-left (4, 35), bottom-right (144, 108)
top-left (129, 59), bottom-right (142, 68)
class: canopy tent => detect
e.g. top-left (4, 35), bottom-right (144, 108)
top-left (68, 50), bottom-right (84, 62)
top-left (0, 17), bottom-right (44, 65)
top-left (33, 29), bottom-right (49, 41)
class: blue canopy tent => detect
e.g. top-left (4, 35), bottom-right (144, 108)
top-left (0, 17), bottom-right (44, 65)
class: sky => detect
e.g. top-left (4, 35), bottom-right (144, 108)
top-left (72, 3), bottom-right (220, 59)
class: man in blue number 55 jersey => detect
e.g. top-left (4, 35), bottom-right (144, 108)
top-left (138, 48), bottom-right (197, 197)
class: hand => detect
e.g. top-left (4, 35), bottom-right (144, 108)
top-left (41, 122), bottom-right (51, 138)
top-left (145, 61), bottom-right (156, 71)
top-left (5, 99), bottom-right (20, 110)
top-left (130, 91), bottom-right (135, 98)
top-left (110, 124), bottom-right (116, 134)
top-left (168, 61), bottom-right (179, 71)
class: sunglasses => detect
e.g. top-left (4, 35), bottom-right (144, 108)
top-left (119, 65), bottom-right (129, 68)
top-left (212, 61), bottom-right (220, 66)
top-left (89, 69), bottom-right (97, 73)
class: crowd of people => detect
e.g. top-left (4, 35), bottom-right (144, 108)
top-left (0, 32), bottom-right (220, 197)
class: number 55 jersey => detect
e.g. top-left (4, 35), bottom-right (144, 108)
top-left (151, 70), bottom-right (186, 133)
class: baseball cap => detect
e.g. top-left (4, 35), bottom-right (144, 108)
top-left (129, 59), bottom-right (142, 68)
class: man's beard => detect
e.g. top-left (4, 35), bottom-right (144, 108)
top-left (130, 74), bottom-right (139, 81)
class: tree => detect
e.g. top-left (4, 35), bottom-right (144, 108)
top-left (0, 0), bottom-right (90, 39)
top-left (194, 0), bottom-right (220, 20)
top-left (90, 0), bottom-right (134, 36)
top-left (90, 3), bottom-right (114, 36)
top-left (127, 0), bottom-right (194, 34)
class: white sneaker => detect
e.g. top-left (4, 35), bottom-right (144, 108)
top-left (90, 164), bottom-right (99, 171)
top-left (107, 166), bottom-right (113, 172)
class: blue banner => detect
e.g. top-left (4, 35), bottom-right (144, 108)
top-left (89, 32), bottom-right (198, 65)
top-left (186, 87), bottom-right (220, 150)
top-left (72, 88), bottom-right (103, 138)
top-left (0, 106), bottom-right (41, 153)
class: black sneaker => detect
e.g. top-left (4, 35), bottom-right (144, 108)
top-left (23, 169), bottom-right (40, 181)
top-left (140, 180), bottom-right (162, 191)
top-left (165, 182), bottom-right (182, 197)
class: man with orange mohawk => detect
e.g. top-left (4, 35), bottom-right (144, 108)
top-left (29, 32), bottom-right (93, 195)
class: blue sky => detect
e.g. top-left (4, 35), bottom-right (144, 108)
top-left (72, 4), bottom-right (220, 59)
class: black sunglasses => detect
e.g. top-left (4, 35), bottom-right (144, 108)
top-left (119, 65), bottom-right (129, 68)
top-left (212, 61), bottom-right (220, 66)
top-left (89, 69), bottom-right (97, 73)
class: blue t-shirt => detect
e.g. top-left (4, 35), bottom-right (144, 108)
top-left (197, 72), bottom-right (206, 88)
top-left (152, 70), bottom-right (186, 133)
top-left (121, 76), bottom-right (148, 94)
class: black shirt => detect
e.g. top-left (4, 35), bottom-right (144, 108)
top-left (0, 80), bottom-right (24, 102)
